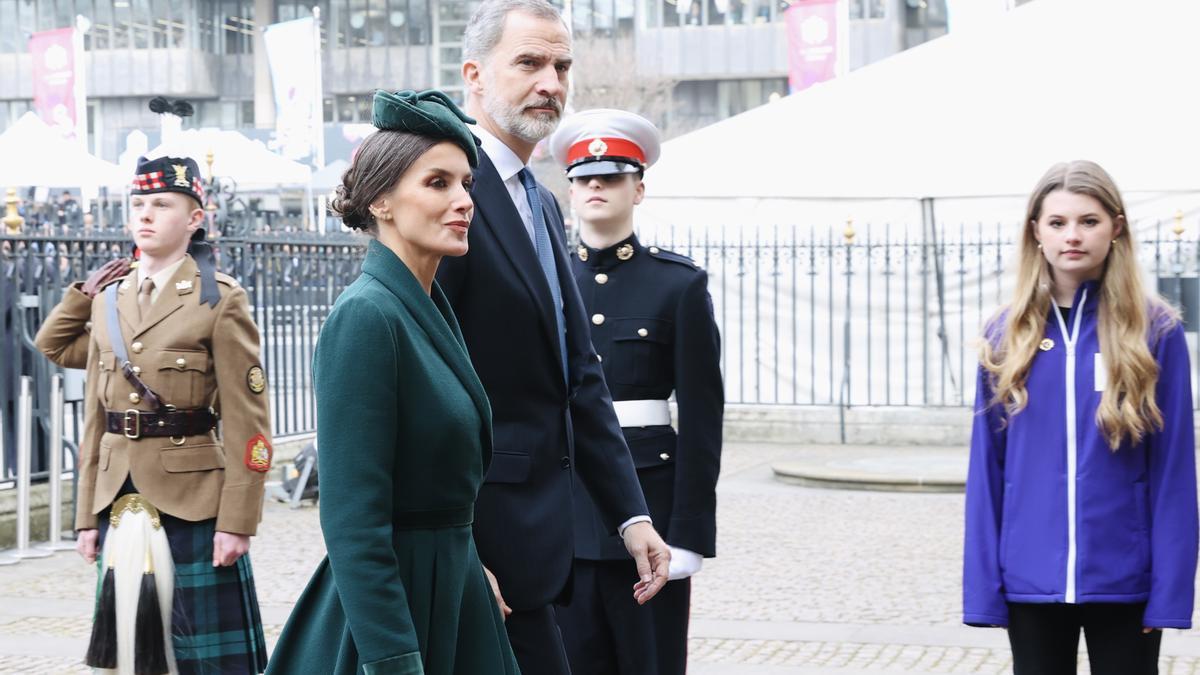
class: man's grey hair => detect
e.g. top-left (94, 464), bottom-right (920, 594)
top-left (462, 0), bottom-right (567, 65)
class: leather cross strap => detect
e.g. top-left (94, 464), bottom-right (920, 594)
top-left (104, 282), bottom-right (167, 411)
top-left (105, 407), bottom-right (218, 440)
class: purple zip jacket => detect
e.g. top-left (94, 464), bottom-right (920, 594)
top-left (963, 280), bottom-right (1198, 628)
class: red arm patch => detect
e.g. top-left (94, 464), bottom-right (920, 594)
top-left (244, 434), bottom-right (272, 473)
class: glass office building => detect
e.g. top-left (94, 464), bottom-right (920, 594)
top-left (0, 0), bottom-right (966, 163)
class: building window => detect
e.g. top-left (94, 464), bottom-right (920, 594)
top-left (850, 0), bottom-right (886, 20)
top-left (904, 0), bottom-right (947, 46)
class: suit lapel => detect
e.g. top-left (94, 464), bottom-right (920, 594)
top-left (133, 257), bottom-right (194, 339)
top-left (361, 242), bottom-right (492, 432)
top-left (472, 152), bottom-right (561, 356)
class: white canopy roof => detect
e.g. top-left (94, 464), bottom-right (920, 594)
top-left (147, 128), bottom-right (312, 190)
top-left (0, 112), bottom-right (126, 189)
top-left (646, 0), bottom-right (1200, 207)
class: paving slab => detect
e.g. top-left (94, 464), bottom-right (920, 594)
top-left (772, 445), bottom-right (967, 492)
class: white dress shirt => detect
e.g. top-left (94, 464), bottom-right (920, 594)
top-left (136, 255), bottom-right (187, 306)
top-left (471, 125), bottom-right (538, 245)
top-left (473, 126), bottom-right (652, 538)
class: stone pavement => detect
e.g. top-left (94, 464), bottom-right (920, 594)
top-left (3, 442), bottom-right (1200, 674)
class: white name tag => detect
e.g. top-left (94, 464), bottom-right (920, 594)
top-left (1094, 352), bottom-right (1107, 392)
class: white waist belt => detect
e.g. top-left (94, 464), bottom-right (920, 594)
top-left (613, 399), bottom-right (671, 428)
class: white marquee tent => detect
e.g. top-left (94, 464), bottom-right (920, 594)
top-left (146, 128), bottom-right (313, 190)
top-left (638, 0), bottom-right (1200, 232)
top-left (0, 112), bottom-right (126, 189)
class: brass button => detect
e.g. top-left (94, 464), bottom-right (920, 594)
top-left (659, 452), bottom-right (670, 461)
top-left (595, 273), bottom-right (608, 285)
top-left (176, 358), bottom-right (186, 367)
top-left (157, 420), bottom-right (165, 427)
top-left (637, 328), bottom-right (649, 337)
top-left (131, 366), bottom-right (142, 375)
top-left (131, 341), bottom-right (144, 353)
top-left (649, 246), bottom-right (660, 254)
top-left (592, 313), bottom-right (605, 326)
top-left (128, 392), bottom-right (141, 404)
top-left (596, 354), bottom-right (603, 363)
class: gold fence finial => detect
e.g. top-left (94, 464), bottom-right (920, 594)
top-left (3, 188), bottom-right (24, 234)
top-left (1174, 209), bottom-right (1186, 239)
top-left (205, 149), bottom-right (215, 178)
top-left (843, 217), bottom-right (856, 243)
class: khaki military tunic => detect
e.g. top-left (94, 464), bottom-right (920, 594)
top-left (34, 254), bottom-right (271, 535)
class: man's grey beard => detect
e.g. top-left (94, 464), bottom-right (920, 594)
top-left (483, 92), bottom-right (561, 144)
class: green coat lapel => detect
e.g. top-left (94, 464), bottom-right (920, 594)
top-left (360, 240), bottom-right (493, 438)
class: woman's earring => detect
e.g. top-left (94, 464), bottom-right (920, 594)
top-left (1036, 243), bottom-right (1043, 250)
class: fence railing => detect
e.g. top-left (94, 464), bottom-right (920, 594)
top-left (2, 224), bottom-right (1198, 482)
top-left (0, 232), bottom-right (366, 484)
top-left (636, 221), bottom-right (1199, 408)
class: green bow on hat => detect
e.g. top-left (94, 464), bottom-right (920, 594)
top-left (373, 89), bottom-right (479, 167)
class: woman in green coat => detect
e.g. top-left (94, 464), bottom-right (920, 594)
top-left (266, 90), bottom-right (519, 675)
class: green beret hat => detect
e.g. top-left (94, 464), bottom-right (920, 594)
top-left (372, 89), bottom-right (479, 167)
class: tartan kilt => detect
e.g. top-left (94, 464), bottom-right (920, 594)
top-left (97, 508), bottom-right (268, 675)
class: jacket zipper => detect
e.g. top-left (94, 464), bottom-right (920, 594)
top-left (1052, 289), bottom-right (1087, 604)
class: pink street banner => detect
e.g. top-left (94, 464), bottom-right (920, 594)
top-left (784, 0), bottom-right (840, 94)
top-left (30, 27), bottom-right (80, 142)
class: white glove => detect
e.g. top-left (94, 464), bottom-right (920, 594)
top-left (667, 546), bottom-right (703, 581)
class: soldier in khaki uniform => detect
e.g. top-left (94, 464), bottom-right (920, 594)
top-left (35, 155), bottom-right (271, 675)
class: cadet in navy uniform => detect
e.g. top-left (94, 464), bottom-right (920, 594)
top-left (550, 109), bottom-right (724, 675)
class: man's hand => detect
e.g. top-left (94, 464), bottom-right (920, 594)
top-left (483, 566), bottom-right (512, 621)
top-left (80, 259), bottom-right (132, 298)
top-left (213, 531), bottom-right (250, 567)
top-left (622, 522), bottom-right (671, 605)
top-left (76, 528), bottom-right (99, 564)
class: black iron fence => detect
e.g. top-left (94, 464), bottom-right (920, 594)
top-left (1, 224), bottom-right (1198, 482)
top-left (636, 221), bottom-right (1199, 408)
top-left (1, 232), bottom-right (366, 483)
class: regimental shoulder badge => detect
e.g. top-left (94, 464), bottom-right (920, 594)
top-left (244, 434), bottom-right (272, 472)
top-left (246, 365), bottom-right (266, 394)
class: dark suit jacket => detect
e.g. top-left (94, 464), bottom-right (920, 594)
top-left (436, 150), bottom-right (648, 609)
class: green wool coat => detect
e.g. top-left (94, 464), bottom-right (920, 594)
top-left (266, 240), bottom-right (520, 675)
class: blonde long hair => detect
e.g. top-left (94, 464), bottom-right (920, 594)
top-left (980, 160), bottom-right (1178, 449)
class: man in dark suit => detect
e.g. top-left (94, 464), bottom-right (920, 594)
top-left (549, 109), bottom-right (724, 675)
top-left (436, 1), bottom-right (672, 673)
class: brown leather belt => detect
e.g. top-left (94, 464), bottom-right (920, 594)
top-left (105, 407), bottom-right (218, 440)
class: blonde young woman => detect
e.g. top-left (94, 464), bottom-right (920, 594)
top-left (963, 160), bottom-right (1197, 675)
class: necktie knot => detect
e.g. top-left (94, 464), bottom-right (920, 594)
top-left (137, 278), bottom-right (154, 319)
top-left (518, 167), bottom-right (537, 192)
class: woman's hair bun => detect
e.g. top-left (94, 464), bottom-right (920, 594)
top-left (330, 167), bottom-right (372, 231)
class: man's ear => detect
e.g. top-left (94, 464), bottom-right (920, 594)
top-left (462, 60), bottom-right (485, 96)
top-left (187, 206), bottom-right (205, 232)
top-left (633, 179), bottom-right (645, 206)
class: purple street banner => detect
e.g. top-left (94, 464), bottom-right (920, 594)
top-left (784, 0), bottom-right (840, 94)
top-left (30, 27), bottom-right (80, 142)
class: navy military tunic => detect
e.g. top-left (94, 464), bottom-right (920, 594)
top-left (558, 232), bottom-right (723, 675)
top-left (570, 233), bottom-right (723, 560)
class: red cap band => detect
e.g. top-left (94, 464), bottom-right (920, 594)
top-left (566, 137), bottom-right (646, 166)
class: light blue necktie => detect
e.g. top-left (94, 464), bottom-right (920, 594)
top-left (518, 168), bottom-right (569, 381)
